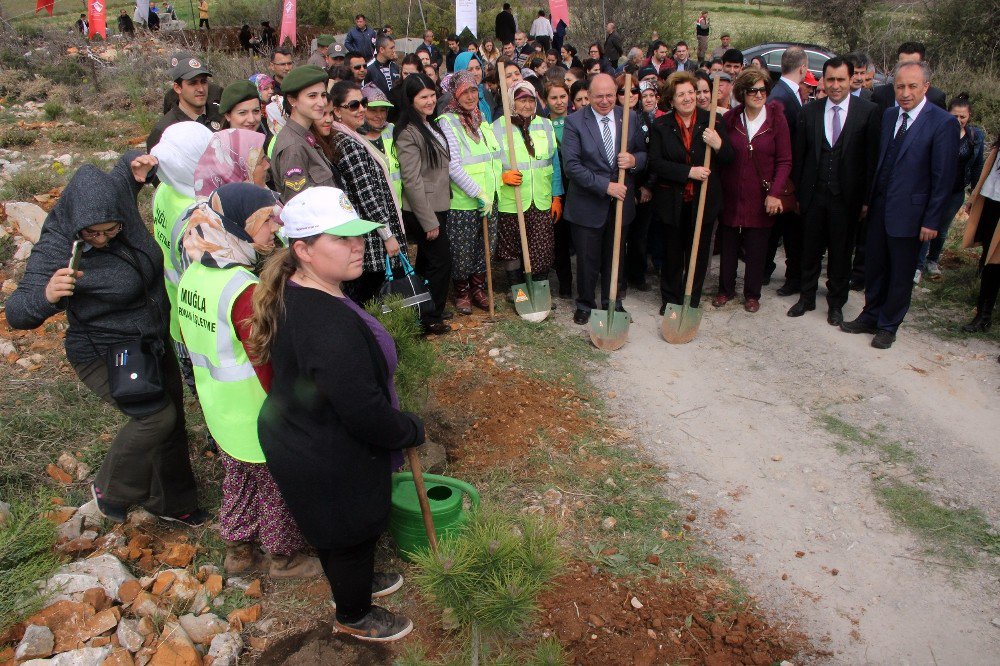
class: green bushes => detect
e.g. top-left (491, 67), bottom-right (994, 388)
top-left (43, 101), bottom-right (65, 120)
top-left (0, 127), bottom-right (36, 149)
top-left (935, 66), bottom-right (1000, 139)
top-left (0, 495), bottom-right (62, 635)
top-left (0, 169), bottom-right (63, 201)
top-left (366, 296), bottom-right (442, 413)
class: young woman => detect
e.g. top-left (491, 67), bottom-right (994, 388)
top-left (545, 80), bottom-right (573, 298)
top-left (560, 44), bottom-right (582, 70)
top-left (960, 138), bottom-right (1000, 333)
top-left (439, 70), bottom-right (503, 313)
top-left (395, 74), bottom-right (453, 334)
top-left (694, 70), bottom-right (714, 113)
top-left (587, 42), bottom-right (612, 72)
top-left (221, 80), bottom-right (263, 132)
top-left (492, 81), bottom-right (564, 290)
top-left (7, 153), bottom-right (203, 526)
top-left (250, 186), bottom-right (423, 642)
top-left (570, 80), bottom-right (589, 110)
top-left (480, 38), bottom-right (500, 67)
top-left (269, 66), bottom-right (339, 203)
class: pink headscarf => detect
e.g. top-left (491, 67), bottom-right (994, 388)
top-left (193, 129), bottom-right (266, 201)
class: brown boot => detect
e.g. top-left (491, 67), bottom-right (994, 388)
top-left (224, 541), bottom-right (257, 575)
top-left (453, 279), bottom-right (473, 315)
top-left (469, 272), bottom-right (490, 310)
top-left (268, 552), bottom-right (324, 579)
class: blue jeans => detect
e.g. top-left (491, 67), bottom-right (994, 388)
top-left (917, 191), bottom-right (965, 269)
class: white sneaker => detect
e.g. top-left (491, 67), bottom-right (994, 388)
top-left (926, 260), bottom-right (942, 276)
top-left (913, 269), bottom-right (922, 285)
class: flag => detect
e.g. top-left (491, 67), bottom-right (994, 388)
top-left (88, 0), bottom-right (107, 39)
top-left (279, 0), bottom-right (297, 47)
top-left (549, 0), bottom-right (569, 27)
top-left (35, 0), bottom-right (54, 15)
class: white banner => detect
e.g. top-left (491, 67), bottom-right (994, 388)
top-left (135, 0), bottom-right (149, 23)
top-left (455, 0), bottom-right (477, 37)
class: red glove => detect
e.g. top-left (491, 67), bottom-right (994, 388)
top-left (502, 169), bottom-right (523, 186)
top-left (550, 196), bottom-right (563, 222)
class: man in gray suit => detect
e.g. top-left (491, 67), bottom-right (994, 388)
top-left (561, 74), bottom-right (647, 324)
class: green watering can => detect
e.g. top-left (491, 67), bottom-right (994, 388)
top-left (389, 472), bottom-right (480, 561)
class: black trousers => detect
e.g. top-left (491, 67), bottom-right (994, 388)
top-left (553, 217), bottom-right (574, 296)
top-left (851, 213), bottom-right (869, 286)
top-left (974, 197), bottom-right (1000, 314)
top-left (317, 533), bottom-right (380, 624)
top-left (718, 225), bottom-right (771, 300)
top-left (660, 202), bottom-right (714, 308)
top-left (570, 203), bottom-right (627, 313)
top-left (404, 211), bottom-right (452, 325)
top-left (800, 190), bottom-right (857, 309)
top-left (765, 211), bottom-right (803, 286)
top-left (859, 197), bottom-right (921, 333)
top-left (625, 199), bottom-right (656, 286)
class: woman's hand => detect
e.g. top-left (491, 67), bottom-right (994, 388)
top-left (130, 155), bottom-right (158, 183)
top-left (702, 128), bottom-right (722, 150)
top-left (501, 169), bottom-right (523, 186)
top-left (427, 227), bottom-right (440, 241)
top-left (765, 195), bottom-right (783, 216)
top-left (383, 236), bottom-right (401, 257)
top-left (639, 186), bottom-right (653, 204)
top-left (688, 166), bottom-right (711, 182)
top-left (46, 267), bottom-right (82, 304)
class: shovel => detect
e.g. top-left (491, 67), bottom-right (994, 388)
top-left (404, 448), bottom-right (437, 552)
top-left (662, 75), bottom-right (721, 344)
top-left (590, 74), bottom-right (634, 351)
top-left (499, 78), bottom-right (551, 322)
top-left (482, 215), bottom-right (495, 318)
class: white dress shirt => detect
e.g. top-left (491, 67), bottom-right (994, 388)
top-left (894, 96), bottom-right (927, 137)
top-left (779, 76), bottom-right (802, 105)
top-left (592, 106), bottom-right (618, 159)
top-left (981, 159), bottom-right (1000, 202)
top-left (743, 106), bottom-right (767, 141)
top-left (530, 16), bottom-right (553, 38)
top-left (823, 94), bottom-right (851, 146)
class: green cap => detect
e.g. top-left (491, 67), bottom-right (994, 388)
top-left (280, 65), bottom-right (328, 95)
top-left (219, 80), bottom-right (260, 115)
top-left (317, 34), bottom-right (335, 47)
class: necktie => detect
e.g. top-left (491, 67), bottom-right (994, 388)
top-left (601, 116), bottom-right (615, 166)
top-left (831, 105), bottom-right (842, 145)
top-left (896, 112), bottom-right (909, 139)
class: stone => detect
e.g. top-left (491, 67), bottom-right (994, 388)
top-left (1, 278), bottom-right (16, 295)
top-left (160, 544), bottom-right (196, 568)
top-left (116, 619), bottom-right (144, 653)
top-left (93, 150), bottom-right (121, 162)
top-left (136, 617), bottom-right (156, 637)
top-left (601, 516), bottom-right (617, 530)
top-left (13, 239), bottom-right (34, 261)
top-left (105, 649), bottom-right (136, 666)
top-left (130, 592), bottom-right (161, 618)
top-left (541, 488), bottom-right (563, 506)
top-left (84, 607), bottom-right (121, 637)
top-left (74, 501), bottom-right (102, 533)
top-left (25, 646), bottom-right (114, 665)
top-left (224, 577), bottom-right (249, 591)
top-left (15, 624), bottom-right (55, 660)
top-left (206, 632), bottom-right (242, 666)
top-left (244, 579), bottom-right (262, 598)
top-left (46, 464), bottom-right (74, 485)
top-left (56, 453), bottom-right (80, 476)
top-left (203, 575), bottom-right (222, 598)
top-left (43, 554), bottom-right (137, 602)
top-left (55, 154), bottom-right (73, 167)
top-left (630, 596), bottom-right (643, 609)
top-left (80, 588), bottom-right (111, 612)
top-left (155, 570), bottom-right (202, 601)
top-left (117, 579), bottom-right (141, 604)
top-left (151, 571), bottom-right (176, 596)
top-left (177, 613), bottom-right (227, 646)
top-left (150, 622), bottom-right (201, 666)
top-left (226, 605), bottom-right (260, 625)
top-left (4, 201), bottom-right (47, 243)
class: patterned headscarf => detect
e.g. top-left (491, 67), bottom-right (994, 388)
top-left (447, 70), bottom-right (483, 140)
top-left (182, 183), bottom-right (279, 269)
top-left (193, 129), bottom-right (266, 201)
top-left (248, 73), bottom-right (275, 99)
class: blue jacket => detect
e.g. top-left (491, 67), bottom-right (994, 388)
top-left (874, 102), bottom-right (960, 237)
top-left (345, 26), bottom-right (376, 61)
top-left (767, 78), bottom-right (801, 142)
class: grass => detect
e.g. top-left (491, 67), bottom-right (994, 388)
top-left (0, 492), bottom-right (63, 634)
top-left (816, 413), bottom-right (918, 466)
top-left (0, 126), bottom-right (36, 148)
top-left (0, 168), bottom-right (64, 200)
top-left (916, 261), bottom-right (1000, 345)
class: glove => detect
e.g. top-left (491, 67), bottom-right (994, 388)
top-left (550, 196), bottom-right (563, 222)
top-left (475, 196), bottom-right (487, 211)
top-left (502, 169), bottom-right (523, 186)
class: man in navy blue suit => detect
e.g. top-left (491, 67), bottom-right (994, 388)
top-left (840, 61), bottom-right (959, 348)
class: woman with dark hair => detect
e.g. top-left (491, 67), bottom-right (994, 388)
top-left (561, 44), bottom-right (582, 70)
top-left (587, 42), bottom-right (614, 73)
top-left (648, 71), bottom-right (733, 316)
top-left (583, 58), bottom-right (603, 78)
top-left (918, 93), bottom-right (987, 279)
top-left (748, 55), bottom-right (767, 71)
top-left (693, 70), bottom-right (714, 113)
top-left (569, 80), bottom-right (589, 110)
top-left (717, 69), bottom-right (792, 313)
top-left (546, 80), bottom-right (573, 297)
top-left (395, 74), bottom-right (453, 334)
top-left (960, 137), bottom-right (1000, 332)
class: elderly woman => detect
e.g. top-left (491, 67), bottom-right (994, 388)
top-left (716, 69), bottom-right (792, 313)
top-left (648, 71), bottom-right (733, 316)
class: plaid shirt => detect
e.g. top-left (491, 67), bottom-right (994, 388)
top-left (329, 133), bottom-right (408, 273)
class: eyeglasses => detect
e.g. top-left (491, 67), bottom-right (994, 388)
top-left (80, 222), bottom-right (122, 240)
top-left (746, 86), bottom-right (768, 96)
top-left (352, 64), bottom-right (366, 70)
top-left (339, 100), bottom-right (366, 110)
top-left (618, 88), bottom-right (640, 96)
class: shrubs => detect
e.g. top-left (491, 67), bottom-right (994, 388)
top-left (366, 295), bottom-right (442, 413)
top-left (1, 169), bottom-right (63, 201)
top-left (0, 494), bottom-right (62, 635)
top-left (0, 127), bottom-right (36, 149)
top-left (43, 101), bottom-right (65, 120)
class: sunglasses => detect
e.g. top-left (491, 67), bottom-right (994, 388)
top-left (339, 100), bottom-right (366, 110)
top-left (618, 87), bottom-right (640, 96)
top-left (352, 64), bottom-right (366, 70)
top-left (746, 86), bottom-right (768, 96)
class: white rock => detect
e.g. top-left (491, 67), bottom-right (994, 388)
top-left (75, 500), bottom-right (103, 531)
top-left (178, 612), bottom-right (227, 645)
top-left (601, 516), bottom-right (617, 530)
top-left (55, 154), bottom-right (73, 166)
top-left (13, 239), bottom-right (34, 261)
top-left (541, 488), bottom-right (562, 506)
top-left (116, 618), bottom-right (144, 652)
top-left (4, 201), bottom-right (47, 243)
top-left (0, 340), bottom-right (14, 357)
top-left (488, 348), bottom-right (500, 357)
top-left (15, 624), bottom-right (54, 660)
top-left (225, 576), bottom-right (251, 591)
top-left (21, 646), bottom-right (112, 666)
top-left (207, 631), bottom-right (243, 666)
top-left (42, 553), bottom-right (136, 601)
top-left (93, 150), bottom-right (120, 162)
top-left (55, 513), bottom-right (83, 541)
top-left (630, 596), bottom-right (643, 609)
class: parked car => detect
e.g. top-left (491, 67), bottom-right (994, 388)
top-left (740, 42), bottom-right (835, 81)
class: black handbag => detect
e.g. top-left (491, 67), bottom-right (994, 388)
top-left (379, 253), bottom-right (433, 317)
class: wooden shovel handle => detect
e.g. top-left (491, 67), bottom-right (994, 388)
top-left (608, 74), bottom-right (632, 307)
top-left (405, 447), bottom-right (437, 552)
top-left (482, 215), bottom-right (495, 318)
top-left (682, 75), bottom-right (720, 299)
top-left (499, 79), bottom-right (532, 275)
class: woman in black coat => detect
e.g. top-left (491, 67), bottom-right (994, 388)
top-left (648, 71), bottom-right (734, 314)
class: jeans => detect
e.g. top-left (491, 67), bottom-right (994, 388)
top-left (917, 191), bottom-right (965, 269)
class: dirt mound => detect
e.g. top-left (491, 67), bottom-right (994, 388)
top-left (254, 623), bottom-right (392, 666)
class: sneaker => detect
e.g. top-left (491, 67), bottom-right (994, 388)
top-left (913, 269), bottom-right (922, 285)
top-left (90, 484), bottom-right (127, 524)
top-left (926, 260), bottom-right (942, 277)
top-left (334, 605), bottom-right (413, 642)
top-left (158, 508), bottom-right (211, 527)
top-left (330, 572), bottom-right (403, 609)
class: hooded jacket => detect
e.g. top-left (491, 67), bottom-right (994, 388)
top-left (6, 151), bottom-right (169, 364)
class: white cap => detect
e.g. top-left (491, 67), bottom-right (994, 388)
top-left (279, 187), bottom-right (382, 239)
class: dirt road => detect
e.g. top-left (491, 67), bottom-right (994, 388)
top-left (566, 277), bottom-right (1000, 664)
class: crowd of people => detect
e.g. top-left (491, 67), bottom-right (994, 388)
top-left (7, 9), bottom-right (999, 644)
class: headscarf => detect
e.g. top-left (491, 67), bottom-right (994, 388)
top-left (454, 51), bottom-right (492, 123)
top-left (150, 122), bottom-right (214, 198)
top-left (181, 183), bottom-right (280, 270)
top-left (509, 81), bottom-right (538, 157)
top-left (248, 73), bottom-right (274, 99)
top-left (193, 129), bottom-right (267, 201)
top-left (447, 70), bottom-right (483, 140)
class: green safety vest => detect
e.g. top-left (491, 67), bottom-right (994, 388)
top-left (379, 125), bottom-right (402, 202)
top-left (492, 116), bottom-right (556, 213)
top-left (152, 184), bottom-right (194, 343)
top-left (176, 264), bottom-right (266, 463)
top-left (438, 113), bottom-right (502, 212)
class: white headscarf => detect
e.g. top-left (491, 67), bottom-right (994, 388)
top-left (150, 121), bottom-right (214, 198)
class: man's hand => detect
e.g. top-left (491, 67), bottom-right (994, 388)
top-left (860, 205), bottom-right (868, 220)
top-left (130, 155), bottom-right (158, 182)
top-left (919, 227), bottom-right (938, 242)
top-left (607, 182), bottom-right (627, 201)
top-left (616, 151), bottom-right (635, 169)
top-left (639, 186), bottom-right (652, 204)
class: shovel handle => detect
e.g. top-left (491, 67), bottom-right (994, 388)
top-left (405, 447), bottom-right (437, 552)
top-left (482, 215), bottom-right (495, 318)
top-left (608, 74), bottom-right (632, 308)
top-left (682, 75), bottom-right (720, 300)
top-left (500, 79), bottom-right (533, 275)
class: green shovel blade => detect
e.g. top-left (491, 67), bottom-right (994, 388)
top-left (661, 296), bottom-right (703, 344)
top-left (512, 274), bottom-right (551, 322)
top-left (589, 307), bottom-right (631, 350)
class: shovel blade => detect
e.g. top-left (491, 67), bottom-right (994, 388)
top-left (512, 278), bottom-right (551, 322)
top-left (661, 302), bottom-right (703, 344)
top-left (589, 308), bottom-right (631, 350)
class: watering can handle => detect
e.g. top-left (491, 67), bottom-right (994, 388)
top-left (393, 472), bottom-right (481, 509)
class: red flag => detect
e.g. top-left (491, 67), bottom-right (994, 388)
top-left (279, 0), bottom-right (297, 47)
top-left (35, 0), bottom-right (54, 15)
top-left (88, 0), bottom-right (107, 39)
top-left (549, 0), bottom-right (569, 27)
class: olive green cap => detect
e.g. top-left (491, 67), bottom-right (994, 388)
top-left (219, 80), bottom-right (260, 115)
top-left (316, 34), bottom-right (335, 47)
top-left (281, 65), bottom-right (329, 95)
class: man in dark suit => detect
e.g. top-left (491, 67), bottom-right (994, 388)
top-left (495, 3), bottom-right (517, 46)
top-left (788, 57), bottom-right (881, 326)
top-left (364, 35), bottom-right (401, 97)
top-left (869, 42), bottom-right (947, 115)
top-left (840, 61), bottom-right (959, 348)
top-left (765, 46), bottom-right (807, 295)
top-left (562, 74), bottom-right (647, 324)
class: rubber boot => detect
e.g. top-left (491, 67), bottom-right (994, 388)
top-left (268, 552), bottom-right (325, 579)
top-left (224, 541), bottom-right (257, 575)
top-left (962, 307), bottom-right (993, 333)
top-left (469, 272), bottom-right (490, 310)
top-left (453, 279), bottom-right (473, 315)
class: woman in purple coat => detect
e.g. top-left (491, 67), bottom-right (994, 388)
top-left (716, 69), bottom-right (792, 313)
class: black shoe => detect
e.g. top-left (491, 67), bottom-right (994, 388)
top-left (422, 322), bottom-right (452, 335)
top-left (871, 330), bottom-right (896, 349)
top-left (614, 302), bottom-right (627, 313)
top-left (158, 508), bottom-right (211, 527)
top-left (786, 300), bottom-right (815, 317)
top-left (776, 282), bottom-right (800, 297)
top-left (441, 310), bottom-right (455, 320)
top-left (840, 317), bottom-right (878, 335)
top-left (827, 307), bottom-right (844, 326)
top-left (961, 313), bottom-right (992, 333)
top-left (573, 308), bottom-right (590, 325)
top-left (330, 572), bottom-right (403, 609)
top-left (91, 484), bottom-right (127, 524)
top-left (335, 605), bottom-right (413, 642)
top-left (849, 278), bottom-right (864, 292)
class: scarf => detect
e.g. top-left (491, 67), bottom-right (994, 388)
top-left (330, 120), bottom-right (406, 230)
top-left (453, 51), bottom-right (493, 123)
top-left (447, 70), bottom-right (483, 140)
top-left (182, 183), bottom-right (278, 269)
top-left (193, 129), bottom-right (266, 201)
top-left (675, 111), bottom-right (696, 203)
top-left (150, 121), bottom-right (214, 198)
top-left (248, 74), bottom-right (274, 100)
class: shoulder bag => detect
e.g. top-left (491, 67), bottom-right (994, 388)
top-left (746, 114), bottom-right (798, 214)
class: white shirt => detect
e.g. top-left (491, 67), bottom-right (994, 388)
top-left (894, 95), bottom-right (927, 137)
top-left (779, 76), bottom-right (802, 105)
top-left (743, 105), bottom-right (767, 141)
top-left (592, 107), bottom-right (617, 159)
top-left (981, 159), bottom-right (1000, 202)
top-left (823, 94), bottom-right (851, 146)
top-left (530, 16), bottom-right (553, 38)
